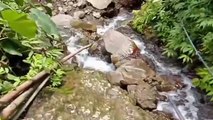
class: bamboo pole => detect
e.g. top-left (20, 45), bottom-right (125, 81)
top-left (0, 44), bottom-right (92, 119)
top-left (0, 87), bottom-right (34, 120)
top-left (0, 70), bottom-right (50, 103)
top-left (12, 76), bottom-right (50, 120)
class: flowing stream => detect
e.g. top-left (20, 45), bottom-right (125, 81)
top-left (64, 11), bottom-right (211, 120)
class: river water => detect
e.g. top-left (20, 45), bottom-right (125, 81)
top-left (65, 10), bottom-right (212, 120)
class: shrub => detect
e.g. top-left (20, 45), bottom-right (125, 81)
top-left (0, 0), bottom-right (65, 94)
top-left (133, 0), bottom-right (213, 99)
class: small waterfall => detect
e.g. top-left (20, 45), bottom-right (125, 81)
top-left (65, 32), bottom-right (115, 73)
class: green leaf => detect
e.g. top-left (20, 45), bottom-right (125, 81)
top-left (207, 91), bottom-right (213, 96)
top-left (1, 39), bottom-right (22, 56)
top-left (29, 8), bottom-right (60, 39)
top-left (1, 10), bottom-right (37, 38)
top-left (1, 81), bottom-right (14, 94)
top-left (15, 0), bottom-right (24, 6)
top-left (0, 2), bottom-right (10, 11)
top-left (192, 78), bottom-right (200, 86)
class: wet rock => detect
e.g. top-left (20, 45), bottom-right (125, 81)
top-left (92, 11), bottom-right (101, 18)
top-left (154, 75), bottom-right (184, 92)
top-left (85, 9), bottom-right (92, 14)
top-left (70, 20), bottom-right (97, 32)
top-left (127, 85), bottom-right (137, 101)
top-left (77, 0), bottom-right (86, 8)
top-left (88, 42), bottom-right (98, 53)
top-left (119, 0), bottom-right (143, 9)
top-left (156, 84), bottom-right (177, 92)
top-left (111, 54), bottom-right (122, 64)
top-left (51, 14), bottom-right (73, 28)
top-left (58, 6), bottom-right (63, 13)
top-left (117, 59), bottom-right (156, 85)
top-left (24, 70), bottom-right (157, 120)
top-left (103, 30), bottom-right (139, 58)
top-left (79, 38), bottom-right (90, 46)
top-left (87, 0), bottom-right (112, 9)
top-left (136, 82), bottom-right (157, 110)
top-left (106, 58), bottom-right (157, 86)
top-left (101, 8), bottom-right (119, 18)
top-left (151, 111), bottom-right (173, 120)
top-left (73, 11), bottom-right (86, 19)
top-left (106, 71), bottom-right (124, 85)
top-left (157, 94), bottom-right (168, 101)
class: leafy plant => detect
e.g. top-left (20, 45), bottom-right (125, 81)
top-left (133, 0), bottom-right (213, 100)
top-left (0, 0), bottom-right (65, 94)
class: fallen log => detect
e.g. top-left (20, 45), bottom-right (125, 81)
top-left (61, 43), bottom-right (92, 63)
top-left (0, 70), bottom-right (50, 103)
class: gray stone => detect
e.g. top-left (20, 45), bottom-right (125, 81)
top-left (93, 11), bottom-right (101, 18)
top-left (51, 14), bottom-right (73, 28)
top-left (73, 11), bottom-right (86, 19)
top-left (70, 20), bottom-right (97, 32)
top-left (87, 0), bottom-right (112, 9)
top-left (106, 71), bottom-right (124, 85)
top-left (117, 59), bottom-right (156, 85)
top-left (77, 0), bottom-right (86, 8)
top-left (136, 82), bottom-right (157, 110)
top-left (68, 1), bottom-right (74, 6)
top-left (58, 6), bottom-right (63, 13)
top-left (103, 30), bottom-right (138, 58)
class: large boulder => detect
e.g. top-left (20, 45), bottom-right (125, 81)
top-left (107, 59), bottom-right (155, 85)
top-left (24, 70), bottom-right (159, 120)
top-left (103, 30), bottom-right (139, 58)
top-left (127, 81), bottom-right (157, 110)
top-left (87, 0), bottom-right (113, 9)
top-left (135, 82), bottom-right (157, 110)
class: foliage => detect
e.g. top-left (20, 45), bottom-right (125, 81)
top-left (0, 0), bottom-right (65, 94)
top-left (193, 67), bottom-right (213, 101)
top-left (133, 0), bottom-right (213, 99)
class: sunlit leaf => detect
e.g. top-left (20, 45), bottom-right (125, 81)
top-left (29, 8), bottom-right (59, 39)
top-left (1, 10), bottom-right (37, 38)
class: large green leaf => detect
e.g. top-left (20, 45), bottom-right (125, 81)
top-left (15, 0), bottom-right (24, 6)
top-left (1, 10), bottom-right (37, 38)
top-left (30, 8), bottom-right (60, 39)
top-left (1, 39), bottom-right (22, 56)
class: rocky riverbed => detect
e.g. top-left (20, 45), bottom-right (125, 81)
top-left (20, 0), bottom-right (213, 120)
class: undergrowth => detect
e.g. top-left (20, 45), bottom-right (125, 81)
top-left (133, 0), bottom-right (213, 100)
top-left (0, 0), bottom-right (65, 94)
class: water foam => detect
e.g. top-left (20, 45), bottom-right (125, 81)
top-left (65, 32), bottom-right (115, 72)
top-left (65, 13), bottom-right (199, 120)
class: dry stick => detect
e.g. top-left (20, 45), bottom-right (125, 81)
top-left (60, 43), bottom-right (92, 63)
top-left (12, 76), bottom-right (50, 120)
top-left (0, 87), bottom-right (34, 120)
top-left (0, 70), bottom-right (50, 103)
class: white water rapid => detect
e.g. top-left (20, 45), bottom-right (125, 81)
top-left (65, 11), bottom-right (199, 120)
